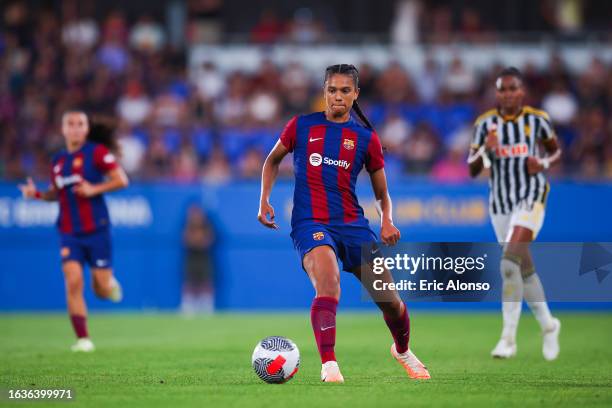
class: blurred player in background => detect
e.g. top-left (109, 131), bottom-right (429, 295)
top-left (258, 64), bottom-right (430, 382)
top-left (468, 67), bottom-right (562, 360)
top-left (181, 204), bottom-right (216, 314)
top-left (19, 111), bottom-right (129, 352)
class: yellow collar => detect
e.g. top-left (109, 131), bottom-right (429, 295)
top-left (497, 107), bottom-right (524, 122)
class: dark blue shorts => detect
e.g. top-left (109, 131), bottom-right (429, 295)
top-left (290, 223), bottom-right (378, 272)
top-left (60, 228), bottom-right (112, 268)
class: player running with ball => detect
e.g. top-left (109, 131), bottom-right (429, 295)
top-left (468, 67), bottom-right (562, 360)
top-left (258, 64), bottom-right (430, 382)
top-left (19, 111), bottom-right (129, 352)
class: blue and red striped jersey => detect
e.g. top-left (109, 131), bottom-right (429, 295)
top-left (280, 112), bottom-right (384, 229)
top-left (51, 142), bottom-right (118, 234)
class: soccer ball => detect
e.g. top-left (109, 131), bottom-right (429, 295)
top-left (251, 336), bottom-right (300, 384)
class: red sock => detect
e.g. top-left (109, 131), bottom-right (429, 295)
top-left (70, 314), bottom-right (89, 339)
top-left (311, 296), bottom-right (338, 363)
top-left (384, 303), bottom-right (410, 353)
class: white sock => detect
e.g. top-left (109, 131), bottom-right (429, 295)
top-left (500, 258), bottom-right (523, 344)
top-left (523, 273), bottom-right (555, 332)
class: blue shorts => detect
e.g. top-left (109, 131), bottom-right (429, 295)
top-left (290, 223), bottom-right (378, 272)
top-left (60, 227), bottom-right (112, 268)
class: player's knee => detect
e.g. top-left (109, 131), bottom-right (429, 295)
top-left (500, 255), bottom-right (522, 280)
top-left (521, 265), bottom-right (535, 280)
top-left (92, 277), bottom-right (111, 298)
top-left (65, 276), bottom-right (83, 296)
top-left (92, 282), bottom-right (105, 298)
top-left (315, 274), bottom-right (341, 299)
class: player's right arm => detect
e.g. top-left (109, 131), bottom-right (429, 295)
top-left (258, 141), bottom-right (289, 229)
top-left (258, 116), bottom-right (297, 229)
top-left (468, 118), bottom-right (498, 178)
top-left (18, 177), bottom-right (58, 202)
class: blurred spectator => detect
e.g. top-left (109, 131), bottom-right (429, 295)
top-left (251, 9), bottom-right (285, 44)
top-left (201, 148), bottom-right (231, 184)
top-left (424, 6), bottom-right (453, 43)
top-left (173, 145), bottom-right (200, 183)
top-left (403, 123), bottom-right (440, 174)
top-left (444, 57), bottom-right (477, 100)
top-left (187, 0), bottom-right (223, 44)
top-left (248, 91), bottom-right (281, 125)
top-left (214, 72), bottom-right (248, 126)
top-left (62, 14), bottom-right (99, 51)
top-left (576, 58), bottom-right (608, 109)
top-left (129, 15), bottom-right (166, 54)
top-left (355, 63), bottom-right (376, 100)
top-left (571, 107), bottom-right (608, 178)
top-left (97, 11), bottom-right (129, 74)
top-left (117, 81), bottom-right (152, 126)
top-left (143, 131), bottom-right (172, 179)
top-left (458, 8), bottom-right (485, 42)
top-left (416, 57), bottom-right (442, 104)
top-left (192, 61), bottom-right (225, 103)
top-left (542, 80), bottom-right (578, 126)
top-left (376, 61), bottom-right (415, 104)
top-left (380, 112), bottom-right (412, 154)
top-left (281, 62), bottom-right (312, 115)
top-left (391, 0), bottom-right (421, 45)
top-left (117, 127), bottom-right (146, 175)
top-left (431, 127), bottom-right (471, 183)
top-left (3, 1), bottom-right (30, 46)
top-left (286, 8), bottom-right (326, 44)
top-left (182, 204), bottom-right (216, 314)
top-left (238, 148), bottom-right (264, 179)
top-left (151, 92), bottom-right (188, 127)
top-left (548, 53), bottom-right (571, 87)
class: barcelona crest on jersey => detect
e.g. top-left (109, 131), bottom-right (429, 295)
top-left (312, 232), bottom-right (325, 241)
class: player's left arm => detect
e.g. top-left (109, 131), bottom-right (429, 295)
top-left (74, 147), bottom-right (129, 198)
top-left (366, 131), bottom-right (400, 245)
top-left (369, 169), bottom-right (400, 246)
top-left (526, 115), bottom-right (562, 175)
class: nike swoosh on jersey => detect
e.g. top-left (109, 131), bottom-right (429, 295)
top-left (309, 137), bottom-right (323, 142)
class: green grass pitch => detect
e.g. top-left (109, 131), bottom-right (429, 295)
top-left (1, 312), bottom-right (611, 407)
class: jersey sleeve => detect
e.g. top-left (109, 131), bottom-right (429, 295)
top-left (93, 144), bottom-right (119, 173)
top-left (471, 119), bottom-right (488, 149)
top-left (50, 157), bottom-right (58, 189)
top-left (279, 116), bottom-right (298, 152)
top-left (365, 131), bottom-right (385, 173)
top-left (536, 113), bottom-right (556, 141)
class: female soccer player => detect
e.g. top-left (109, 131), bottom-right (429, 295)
top-left (468, 67), bottom-right (562, 360)
top-left (19, 110), bottom-right (129, 352)
top-left (258, 64), bottom-right (430, 382)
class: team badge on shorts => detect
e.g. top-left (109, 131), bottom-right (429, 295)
top-left (61, 247), bottom-right (70, 258)
top-left (72, 157), bottom-right (83, 168)
top-left (343, 139), bottom-right (355, 150)
top-left (312, 232), bottom-right (325, 241)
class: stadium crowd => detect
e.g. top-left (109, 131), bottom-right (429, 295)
top-left (1, 2), bottom-right (611, 183)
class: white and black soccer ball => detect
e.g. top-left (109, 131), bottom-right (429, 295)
top-left (251, 336), bottom-right (300, 384)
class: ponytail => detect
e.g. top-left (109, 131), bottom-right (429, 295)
top-left (87, 115), bottom-right (121, 156)
top-left (351, 100), bottom-right (373, 131)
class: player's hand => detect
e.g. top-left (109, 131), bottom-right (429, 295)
top-left (380, 220), bottom-right (400, 246)
top-left (526, 156), bottom-right (544, 174)
top-left (484, 125), bottom-right (499, 152)
top-left (73, 181), bottom-right (98, 197)
top-left (258, 201), bottom-right (279, 229)
top-left (18, 177), bottom-right (37, 199)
